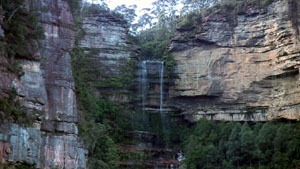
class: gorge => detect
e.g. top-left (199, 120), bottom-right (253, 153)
top-left (0, 0), bottom-right (299, 168)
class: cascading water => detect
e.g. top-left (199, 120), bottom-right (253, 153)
top-left (139, 60), bottom-right (164, 112)
top-left (128, 60), bottom-right (180, 169)
top-left (160, 61), bottom-right (164, 113)
top-left (140, 60), bottom-right (148, 112)
top-left (158, 61), bottom-right (168, 148)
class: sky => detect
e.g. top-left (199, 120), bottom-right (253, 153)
top-left (86, 0), bottom-right (157, 15)
top-left (85, 0), bottom-right (183, 28)
top-left (106, 0), bottom-right (156, 10)
top-left (85, 0), bottom-right (159, 27)
top-left (106, 0), bottom-right (158, 21)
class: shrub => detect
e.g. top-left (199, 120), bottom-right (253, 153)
top-left (177, 12), bottom-right (202, 31)
top-left (0, 89), bottom-right (42, 126)
top-left (81, 3), bottom-right (109, 16)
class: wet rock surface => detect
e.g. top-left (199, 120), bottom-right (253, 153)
top-left (169, 0), bottom-right (300, 121)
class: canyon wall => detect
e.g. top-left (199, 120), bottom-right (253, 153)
top-left (0, 3), bottom-right (137, 168)
top-left (168, 0), bottom-right (300, 122)
top-left (0, 0), bottom-right (87, 168)
top-left (0, 0), bottom-right (300, 167)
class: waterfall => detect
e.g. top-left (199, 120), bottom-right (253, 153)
top-left (139, 60), bottom-right (164, 112)
top-left (160, 61), bottom-right (164, 113)
top-left (135, 60), bottom-right (181, 168)
top-left (196, 60), bottom-right (200, 89)
top-left (158, 61), bottom-right (167, 148)
top-left (140, 60), bottom-right (147, 111)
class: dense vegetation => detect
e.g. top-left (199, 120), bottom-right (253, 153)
top-left (184, 119), bottom-right (300, 169)
top-left (71, 46), bottom-right (122, 169)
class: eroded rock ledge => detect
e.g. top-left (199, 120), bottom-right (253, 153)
top-left (168, 0), bottom-right (300, 122)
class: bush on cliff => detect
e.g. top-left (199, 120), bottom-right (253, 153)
top-left (1, 0), bottom-right (44, 59)
top-left (0, 87), bottom-right (43, 126)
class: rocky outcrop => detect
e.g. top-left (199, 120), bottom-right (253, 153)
top-left (0, 0), bottom-right (87, 168)
top-left (168, 0), bottom-right (300, 121)
top-left (79, 14), bottom-right (136, 103)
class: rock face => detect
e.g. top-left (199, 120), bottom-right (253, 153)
top-left (79, 14), bottom-right (136, 103)
top-left (168, 0), bottom-right (300, 122)
top-left (0, 0), bottom-right (87, 168)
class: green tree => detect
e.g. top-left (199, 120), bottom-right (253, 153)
top-left (114, 4), bottom-right (137, 25)
top-left (134, 10), bottom-right (154, 32)
top-left (181, 0), bottom-right (219, 15)
top-left (226, 123), bottom-right (242, 167)
top-left (286, 122), bottom-right (300, 168)
top-left (81, 1), bottom-right (109, 16)
top-left (183, 120), bottom-right (300, 169)
top-left (257, 123), bottom-right (277, 165)
top-left (218, 122), bottom-right (235, 167)
top-left (240, 123), bottom-right (257, 167)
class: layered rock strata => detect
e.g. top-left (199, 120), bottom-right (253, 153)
top-left (0, 0), bottom-right (87, 168)
top-left (79, 14), bottom-right (136, 103)
top-left (169, 0), bottom-right (300, 121)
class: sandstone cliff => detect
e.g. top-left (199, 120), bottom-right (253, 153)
top-left (0, 0), bottom-right (87, 168)
top-left (168, 0), bottom-right (300, 122)
top-left (1, 0), bottom-right (300, 167)
top-left (78, 13), bottom-right (137, 103)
